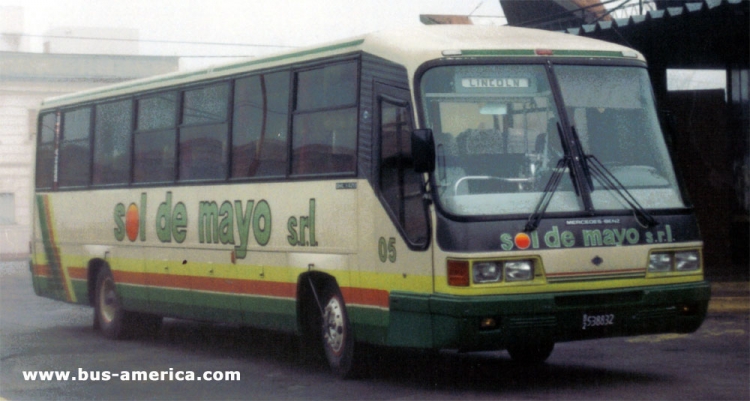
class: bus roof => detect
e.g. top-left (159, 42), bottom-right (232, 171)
top-left (40, 25), bottom-right (643, 109)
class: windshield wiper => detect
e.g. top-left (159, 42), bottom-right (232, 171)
top-left (524, 156), bottom-right (570, 232)
top-left (584, 154), bottom-right (659, 228)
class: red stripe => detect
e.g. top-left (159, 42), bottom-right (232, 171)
top-left (68, 266), bottom-right (87, 280)
top-left (33, 264), bottom-right (51, 277)
top-left (34, 265), bottom-right (87, 280)
top-left (110, 270), bottom-right (388, 308)
top-left (342, 287), bottom-right (390, 308)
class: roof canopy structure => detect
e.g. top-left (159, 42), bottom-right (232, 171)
top-left (560, 0), bottom-right (749, 69)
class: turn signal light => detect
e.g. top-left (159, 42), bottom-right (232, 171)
top-left (447, 260), bottom-right (470, 287)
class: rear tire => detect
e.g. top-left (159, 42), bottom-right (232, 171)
top-left (95, 267), bottom-right (129, 339)
top-left (94, 267), bottom-right (162, 339)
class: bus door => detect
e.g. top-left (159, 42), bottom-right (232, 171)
top-left (359, 83), bottom-right (432, 346)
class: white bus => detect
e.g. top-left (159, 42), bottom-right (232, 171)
top-left (32, 25), bottom-right (709, 378)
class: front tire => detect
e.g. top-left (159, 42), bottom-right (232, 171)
top-left (319, 283), bottom-right (357, 378)
top-left (507, 341), bottom-right (555, 365)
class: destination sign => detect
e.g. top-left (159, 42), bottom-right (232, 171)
top-left (461, 77), bottom-right (530, 89)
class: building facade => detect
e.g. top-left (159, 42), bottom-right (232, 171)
top-left (0, 17), bottom-right (179, 259)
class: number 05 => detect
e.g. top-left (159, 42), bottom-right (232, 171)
top-left (378, 237), bottom-right (397, 263)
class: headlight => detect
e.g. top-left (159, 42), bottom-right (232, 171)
top-left (473, 262), bottom-right (502, 283)
top-left (675, 250), bottom-right (700, 271)
top-left (505, 260), bottom-right (534, 282)
top-left (649, 252), bottom-right (673, 273)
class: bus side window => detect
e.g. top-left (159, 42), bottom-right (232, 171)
top-left (232, 72), bottom-right (289, 179)
top-left (93, 100), bottom-right (133, 185)
top-left (133, 92), bottom-right (177, 183)
top-left (58, 107), bottom-right (92, 188)
top-left (35, 113), bottom-right (57, 190)
top-left (292, 61), bottom-right (358, 176)
top-left (179, 83), bottom-right (230, 181)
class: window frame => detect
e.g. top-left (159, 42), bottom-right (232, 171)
top-left (35, 111), bottom-right (58, 190)
top-left (92, 98), bottom-right (135, 187)
top-left (133, 90), bottom-right (179, 184)
top-left (230, 70), bottom-right (292, 181)
top-left (290, 58), bottom-right (360, 178)
top-left (57, 105), bottom-right (94, 189)
top-left (178, 82), bottom-right (232, 182)
top-left (375, 83), bottom-right (430, 250)
top-left (35, 54), bottom-right (365, 191)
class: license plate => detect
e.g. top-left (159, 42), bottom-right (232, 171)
top-left (582, 313), bottom-right (615, 330)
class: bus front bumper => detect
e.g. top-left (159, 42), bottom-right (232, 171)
top-left (387, 281), bottom-right (710, 351)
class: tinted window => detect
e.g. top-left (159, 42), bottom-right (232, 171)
top-left (58, 108), bottom-right (91, 187)
top-left (296, 62), bottom-right (357, 111)
top-left (179, 84), bottom-right (229, 181)
top-left (134, 92), bottom-right (177, 183)
top-left (137, 93), bottom-right (176, 131)
top-left (183, 84), bottom-right (229, 125)
top-left (133, 129), bottom-right (176, 183)
top-left (36, 113), bottom-right (57, 189)
top-left (232, 72), bottom-right (289, 178)
top-left (292, 109), bottom-right (356, 175)
top-left (292, 61), bottom-right (358, 176)
top-left (379, 98), bottom-right (428, 245)
top-left (94, 100), bottom-right (132, 185)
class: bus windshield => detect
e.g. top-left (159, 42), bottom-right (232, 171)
top-left (419, 63), bottom-right (685, 218)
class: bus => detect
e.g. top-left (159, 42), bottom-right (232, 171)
top-left (31, 25), bottom-right (710, 378)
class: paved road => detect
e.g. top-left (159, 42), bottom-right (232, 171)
top-left (1, 260), bottom-right (748, 400)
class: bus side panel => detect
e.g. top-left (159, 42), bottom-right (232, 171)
top-left (31, 193), bottom-right (84, 304)
top-left (349, 55), bottom-right (436, 347)
top-left (350, 184), bottom-right (434, 347)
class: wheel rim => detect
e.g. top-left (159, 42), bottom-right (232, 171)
top-left (99, 277), bottom-right (118, 324)
top-left (323, 296), bottom-right (345, 355)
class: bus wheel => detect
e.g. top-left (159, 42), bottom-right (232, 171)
top-left (94, 267), bottom-right (131, 340)
top-left (507, 341), bottom-right (554, 365)
top-left (319, 283), bottom-right (356, 378)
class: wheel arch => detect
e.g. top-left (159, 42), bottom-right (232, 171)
top-left (296, 271), bottom-right (338, 334)
top-left (87, 258), bottom-right (109, 306)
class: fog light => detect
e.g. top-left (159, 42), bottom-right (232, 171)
top-left (505, 260), bottom-right (533, 281)
top-left (480, 317), bottom-right (497, 329)
top-left (649, 252), bottom-right (672, 272)
top-left (675, 250), bottom-right (700, 271)
top-left (473, 262), bottom-right (502, 283)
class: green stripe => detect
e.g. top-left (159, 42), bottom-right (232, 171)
top-left (41, 39), bottom-right (365, 109)
top-left (214, 39), bottom-right (364, 72)
top-left (460, 49), bottom-right (624, 58)
top-left (461, 49), bottom-right (535, 57)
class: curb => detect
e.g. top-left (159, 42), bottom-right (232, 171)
top-left (708, 282), bottom-right (750, 314)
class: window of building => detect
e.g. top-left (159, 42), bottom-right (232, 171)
top-left (292, 61), bottom-right (358, 175)
top-left (58, 107), bottom-right (92, 188)
top-left (0, 193), bottom-right (14, 225)
top-left (232, 72), bottom-right (290, 178)
top-left (93, 100), bottom-right (132, 185)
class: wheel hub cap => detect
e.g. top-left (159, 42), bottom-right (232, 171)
top-left (323, 297), bottom-right (344, 354)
